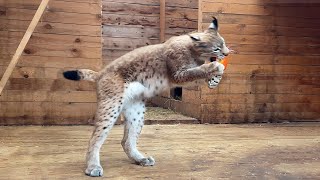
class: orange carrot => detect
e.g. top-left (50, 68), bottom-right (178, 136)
top-left (219, 56), bottom-right (229, 69)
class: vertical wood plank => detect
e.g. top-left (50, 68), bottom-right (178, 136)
top-left (160, 0), bottom-right (166, 42)
top-left (198, 0), bottom-right (202, 32)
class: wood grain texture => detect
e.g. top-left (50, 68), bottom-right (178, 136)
top-left (102, 0), bottom-right (198, 66)
top-left (190, 0), bottom-right (320, 123)
top-left (0, 0), bottom-right (102, 124)
top-left (0, 0), bottom-right (50, 95)
top-left (159, 0), bottom-right (166, 42)
top-left (0, 55), bottom-right (101, 69)
top-left (1, 8), bottom-right (101, 25)
top-left (0, 20), bottom-right (101, 36)
top-left (1, 0), bottom-right (100, 14)
top-left (0, 31), bottom-right (101, 48)
top-left (198, 0), bottom-right (202, 31)
top-left (154, 0), bottom-right (320, 123)
top-left (0, 124), bottom-right (319, 179)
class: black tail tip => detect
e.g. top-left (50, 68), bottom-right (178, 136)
top-left (63, 70), bottom-right (81, 81)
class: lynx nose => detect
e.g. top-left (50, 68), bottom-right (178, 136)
top-left (222, 44), bottom-right (230, 56)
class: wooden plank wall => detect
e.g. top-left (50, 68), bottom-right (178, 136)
top-left (0, 0), bottom-right (102, 125)
top-left (102, 0), bottom-right (159, 64)
top-left (200, 0), bottom-right (320, 123)
top-left (102, 0), bottom-right (198, 64)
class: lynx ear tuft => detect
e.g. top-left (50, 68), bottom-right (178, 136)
top-left (208, 17), bottom-right (219, 31)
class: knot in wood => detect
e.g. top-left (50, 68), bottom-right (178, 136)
top-left (0, 10), bottom-right (6, 16)
top-left (23, 49), bottom-right (32, 54)
top-left (75, 38), bottom-right (81, 43)
top-left (44, 23), bottom-right (53, 29)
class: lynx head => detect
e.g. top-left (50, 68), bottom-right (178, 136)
top-left (189, 17), bottom-right (230, 60)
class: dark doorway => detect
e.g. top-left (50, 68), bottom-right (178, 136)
top-left (171, 87), bottom-right (182, 100)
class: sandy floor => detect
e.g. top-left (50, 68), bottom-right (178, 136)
top-left (0, 123), bottom-right (319, 179)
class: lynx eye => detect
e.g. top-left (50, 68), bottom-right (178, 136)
top-left (213, 47), bottom-right (221, 51)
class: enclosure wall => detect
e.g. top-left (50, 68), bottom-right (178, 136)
top-left (0, 0), bottom-right (102, 125)
top-left (1, 0), bottom-right (319, 125)
top-left (199, 0), bottom-right (320, 123)
top-left (102, 0), bottom-right (198, 65)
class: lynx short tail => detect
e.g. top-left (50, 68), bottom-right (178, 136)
top-left (63, 69), bottom-right (98, 82)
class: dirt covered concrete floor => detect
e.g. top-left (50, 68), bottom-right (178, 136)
top-left (0, 123), bottom-right (319, 179)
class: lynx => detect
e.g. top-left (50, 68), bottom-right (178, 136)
top-left (63, 17), bottom-right (230, 177)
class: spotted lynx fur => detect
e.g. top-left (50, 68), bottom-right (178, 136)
top-left (63, 17), bottom-right (230, 177)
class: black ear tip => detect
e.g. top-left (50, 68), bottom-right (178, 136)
top-left (209, 16), bottom-right (218, 30)
top-left (63, 70), bottom-right (81, 81)
top-left (212, 16), bottom-right (218, 22)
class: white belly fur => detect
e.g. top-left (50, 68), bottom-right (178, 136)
top-left (123, 77), bottom-right (169, 103)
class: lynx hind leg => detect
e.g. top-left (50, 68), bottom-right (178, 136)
top-left (122, 100), bottom-right (155, 166)
top-left (85, 81), bottom-right (125, 177)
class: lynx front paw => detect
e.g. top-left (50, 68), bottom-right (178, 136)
top-left (202, 61), bottom-right (224, 75)
top-left (136, 156), bottom-right (155, 166)
top-left (211, 61), bottom-right (225, 75)
top-left (85, 165), bottom-right (103, 177)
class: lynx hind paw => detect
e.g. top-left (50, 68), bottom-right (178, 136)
top-left (137, 156), bottom-right (155, 166)
top-left (85, 165), bottom-right (103, 177)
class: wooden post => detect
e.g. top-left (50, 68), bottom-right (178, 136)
top-left (160, 0), bottom-right (166, 42)
top-left (0, 0), bottom-right (50, 95)
top-left (198, 0), bottom-right (203, 32)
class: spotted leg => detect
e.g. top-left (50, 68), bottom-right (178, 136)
top-left (85, 87), bottom-right (124, 177)
top-left (121, 100), bottom-right (155, 166)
